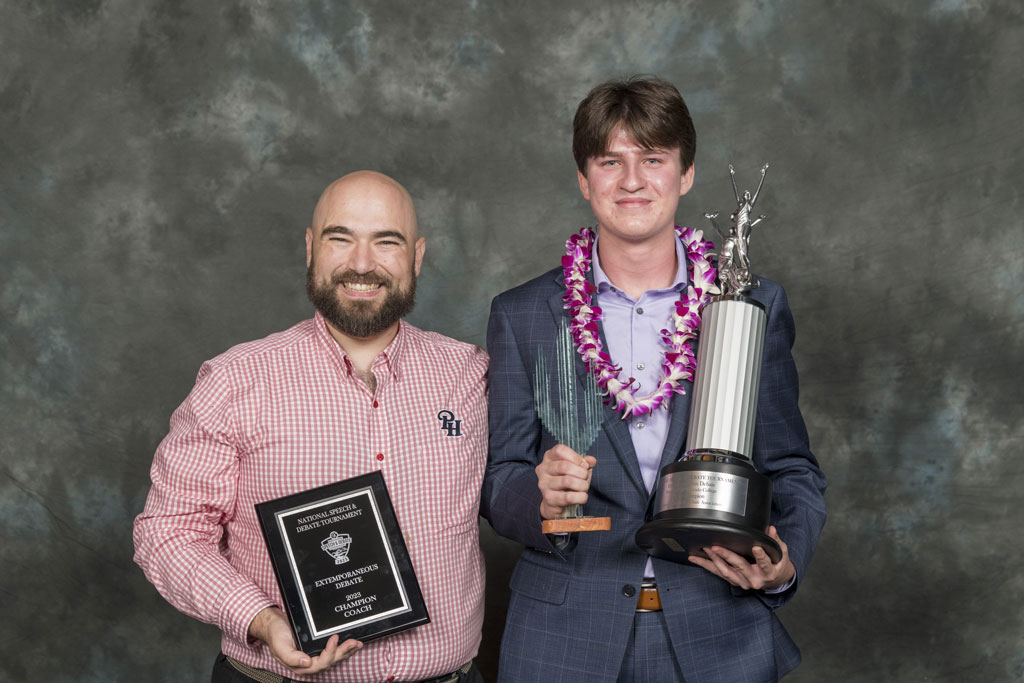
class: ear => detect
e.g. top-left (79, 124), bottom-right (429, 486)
top-left (305, 227), bottom-right (313, 268)
top-left (577, 169), bottom-right (591, 201)
top-left (679, 164), bottom-right (695, 197)
top-left (413, 236), bottom-right (426, 277)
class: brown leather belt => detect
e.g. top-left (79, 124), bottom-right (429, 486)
top-left (636, 582), bottom-right (662, 612)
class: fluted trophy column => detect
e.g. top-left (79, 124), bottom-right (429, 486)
top-left (636, 164), bottom-right (782, 563)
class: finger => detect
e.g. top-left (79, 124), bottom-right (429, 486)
top-left (752, 545), bottom-right (775, 576)
top-left (547, 462), bottom-right (593, 482)
top-left (538, 459), bottom-right (591, 482)
top-left (540, 490), bottom-right (590, 519)
top-left (542, 489), bottom-right (589, 508)
top-left (767, 526), bottom-right (791, 565)
top-left (334, 639), bottom-right (363, 662)
top-left (275, 647), bottom-right (312, 671)
top-left (687, 554), bottom-right (716, 572)
top-left (709, 544), bottom-right (748, 567)
top-left (706, 547), bottom-right (751, 590)
top-left (551, 473), bottom-right (593, 492)
top-left (268, 634), bottom-right (312, 670)
top-left (768, 526), bottom-right (790, 553)
top-left (690, 551), bottom-right (742, 588)
top-left (291, 635), bottom-right (339, 674)
top-left (547, 444), bottom-right (585, 463)
top-left (538, 477), bottom-right (590, 502)
top-left (320, 634), bottom-right (339, 661)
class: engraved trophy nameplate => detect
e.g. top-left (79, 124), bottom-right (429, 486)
top-left (636, 164), bottom-right (783, 563)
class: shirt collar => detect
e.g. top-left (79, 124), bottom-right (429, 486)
top-left (313, 311), bottom-right (406, 381)
top-left (591, 233), bottom-right (689, 296)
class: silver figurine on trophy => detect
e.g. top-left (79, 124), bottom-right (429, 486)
top-left (535, 320), bottom-right (611, 534)
top-left (636, 163), bottom-right (782, 563)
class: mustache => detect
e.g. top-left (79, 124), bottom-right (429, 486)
top-left (329, 270), bottom-right (392, 287)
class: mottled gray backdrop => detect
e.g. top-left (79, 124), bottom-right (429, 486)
top-left (2, 1), bottom-right (1022, 681)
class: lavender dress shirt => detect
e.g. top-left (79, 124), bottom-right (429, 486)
top-left (592, 236), bottom-right (689, 580)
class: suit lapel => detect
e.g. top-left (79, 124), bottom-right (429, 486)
top-left (545, 282), bottom-right (648, 497)
top-left (658, 382), bottom-right (693, 471)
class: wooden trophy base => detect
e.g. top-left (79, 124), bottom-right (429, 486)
top-left (541, 516), bottom-right (612, 533)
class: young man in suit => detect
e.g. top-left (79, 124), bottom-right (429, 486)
top-left (481, 77), bottom-right (827, 682)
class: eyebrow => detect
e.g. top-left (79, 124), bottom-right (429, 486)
top-left (320, 225), bottom-right (408, 244)
top-left (597, 147), bottom-right (672, 157)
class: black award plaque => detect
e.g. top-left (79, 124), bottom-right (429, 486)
top-left (255, 471), bottom-right (429, 656)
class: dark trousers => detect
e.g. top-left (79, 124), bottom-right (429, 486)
top-left (211, 653), bottom-right (485, 683)
top-left (616, 611), bottom-right (686, 683)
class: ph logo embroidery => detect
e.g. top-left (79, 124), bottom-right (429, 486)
top-left (437, 410), bottom-right (463, 437)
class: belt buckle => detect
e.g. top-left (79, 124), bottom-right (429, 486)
top-left (636, 581), bottom-right (661, 613)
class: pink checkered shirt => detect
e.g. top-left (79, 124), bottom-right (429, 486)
top-left (133, 313), bottom-right (488, 682)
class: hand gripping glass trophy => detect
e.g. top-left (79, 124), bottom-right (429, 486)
top-left (636, 164), bottom-right (783, 563)
top-left (535, 320), bottom-right (612, 534)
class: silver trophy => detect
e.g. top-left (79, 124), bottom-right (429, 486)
top-left (535, 319), bottom-right (611, 534)
top-left (636, 164), bottom-right (782, 563)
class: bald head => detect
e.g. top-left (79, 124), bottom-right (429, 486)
top-left (304, 171), bottom-right (426, 344)
top-left (311, 170), bottom-right (418, 240)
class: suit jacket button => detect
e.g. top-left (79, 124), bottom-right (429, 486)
top-left (622, 584), bottom-right (636, 598)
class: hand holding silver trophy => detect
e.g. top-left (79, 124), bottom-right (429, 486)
top-left (534, 320), bottom-right (612, 534)
top-left (636, 163), bottom-right (783, 563)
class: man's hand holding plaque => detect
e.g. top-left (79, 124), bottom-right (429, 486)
top-left (248, 606), bottom-right (363, 675)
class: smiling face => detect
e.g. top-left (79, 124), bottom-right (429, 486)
top-left (577, 124), bottom-right (694, 246)
top-left (305, 172), bottom-right (425, 342)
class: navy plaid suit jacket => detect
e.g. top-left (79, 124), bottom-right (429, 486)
top-left (480, 265), bottom-right (827, 683)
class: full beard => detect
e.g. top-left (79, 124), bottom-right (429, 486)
top-left (306, 265), bottom-right (417, 339)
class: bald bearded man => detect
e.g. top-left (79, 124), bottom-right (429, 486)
top-left (134, 172), bottom-right (488, 683)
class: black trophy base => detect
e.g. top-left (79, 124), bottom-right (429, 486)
top-left (635, 517), bottom-right (781, 564)
top-left (636, 455), bottom-right (781, 565)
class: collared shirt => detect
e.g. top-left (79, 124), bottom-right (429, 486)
top-left (593, 236), bottom-right (687, 581)
top-left (134, 313), bottom-right (488, 683)
top-left (592, 235), bottom-right (689, 494)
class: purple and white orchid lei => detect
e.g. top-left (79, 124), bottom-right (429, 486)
top-left (561, 225), bottom-right (720, 419)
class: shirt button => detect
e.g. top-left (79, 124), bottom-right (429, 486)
top-left (387, 677), bottom-right (395, 682)
top-left (636, 307), bottom-right (644, 315)
top-left (376, 453), bottom-right (384, 461)
top-left (622, 584), bottom-right (636, 598)
top-left (372, 400), bottom-right (379, 408)
top-left (637, 363), bottom-right (645, 371)
top-left (636, 422), bottom-right (645, 430)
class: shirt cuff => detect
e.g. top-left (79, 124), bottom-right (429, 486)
top-left (762, 569), bottom-right (796, 595)
top-left (218, 581), bottom-right (277, 648)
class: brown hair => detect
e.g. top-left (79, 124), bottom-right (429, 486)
top-left (572, 76), bottom-right (696, 175)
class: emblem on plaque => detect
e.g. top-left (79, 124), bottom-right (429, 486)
top-left (320, 531), bottom-right (353, 565)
